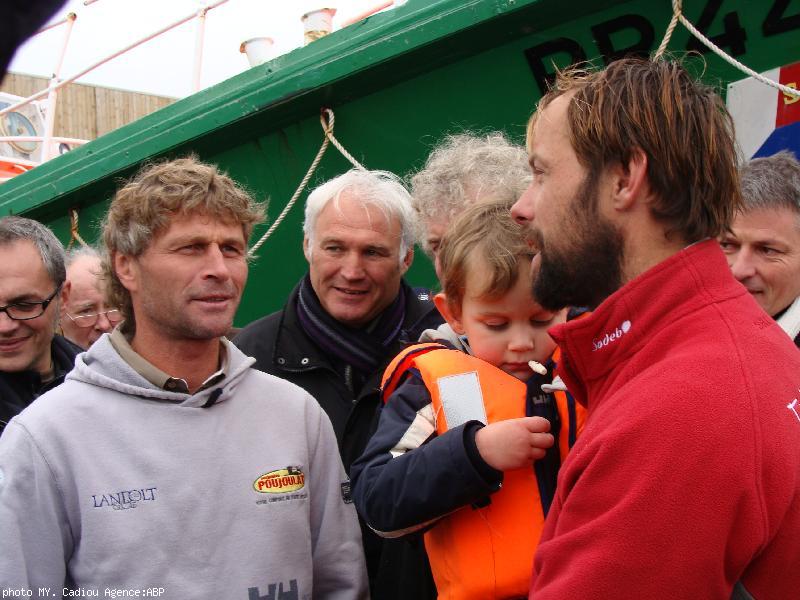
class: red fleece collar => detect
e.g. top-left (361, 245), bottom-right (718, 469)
top-left (548, 240), bottom-right (748, 406)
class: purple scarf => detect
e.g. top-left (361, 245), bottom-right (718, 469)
top-left (296, 274), bottom-right (407, 375)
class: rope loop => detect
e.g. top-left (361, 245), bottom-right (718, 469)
top-left (248, 107), bottom-right (365, 257)
top-left (320, 108), bottom-right (366, 171)
top-left (68, 208), bottom-right (90, 249)
top-left (655, 0), bottom-right (800, 98)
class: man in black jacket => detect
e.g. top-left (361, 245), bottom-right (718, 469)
top-left (0, 216), bottom-right (81, 435)
top-left (236, 168), bottom-right (442, 599)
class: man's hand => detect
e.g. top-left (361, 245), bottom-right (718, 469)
top-left (475, 417), bottom-right (554, 471)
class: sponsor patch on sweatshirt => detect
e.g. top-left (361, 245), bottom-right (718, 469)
top-left (253, 466), bottom-right (308, 507)
top-left (254, 466), bottom-right (306, 494)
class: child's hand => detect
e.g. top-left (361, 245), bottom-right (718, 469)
top-left (475, 417), bottom-right (554, 471)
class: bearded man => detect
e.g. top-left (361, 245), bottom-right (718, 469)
top-left (512, 58), bottom-right (800, 599)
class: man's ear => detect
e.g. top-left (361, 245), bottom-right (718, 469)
top-left (114, 253), bottom-right (138, 293)
top-left (433, 292), bottom-right (465, 335)
top-left (400, 246), bottom-right (413, 275)
top-left (59, 280), bottom-right (71, 316)
top-left (302, 237), bottom-right (312, 262)
top-left (611, 148), bottom-right (650, 212)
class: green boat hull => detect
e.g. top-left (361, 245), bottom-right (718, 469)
top-left (1, 0), bottom-right (798, 325)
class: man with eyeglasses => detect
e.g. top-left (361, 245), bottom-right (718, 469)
top-left (0, 216), bottom-right (82, 436)
top-left (59, 246), bottom-right (121, 349)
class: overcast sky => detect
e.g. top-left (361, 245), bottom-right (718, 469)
top-left (9, 0), bottom-right (392, 98)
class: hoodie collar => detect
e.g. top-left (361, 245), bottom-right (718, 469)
top-left (108, 327), bottom-right (229, 393)
top-left (70, 334), bottom-right (255, 408)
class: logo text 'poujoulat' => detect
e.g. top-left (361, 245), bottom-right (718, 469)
top-left (592, 320), bottom-right (632, 352)
top-left (254, 467), bottom-right (305, 494)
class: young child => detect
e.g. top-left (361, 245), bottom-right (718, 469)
top-left (350, 199), bottom-right (585, 600)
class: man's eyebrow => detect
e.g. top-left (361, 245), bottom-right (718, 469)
top-left (5, 292), bottom-right (47, 304)
top-left (219, 237), bottom-right (246, 247)
top-left (364, 244), bottom-right (391, 253)
top-left (73, 301), bottom-right (97, 311)
top-left (528, 153), bottom-right (544, 168)
top-left (168, 234), bottom-right (208, 245)
top-left (755, 236), bottom-right (789, 248)
top-left (169, 234), bottom-right (243, 246)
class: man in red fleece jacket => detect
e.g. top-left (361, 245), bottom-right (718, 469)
top-left (512, 57), bottom-right (800, 599)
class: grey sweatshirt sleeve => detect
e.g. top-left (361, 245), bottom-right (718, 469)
top-left (0, 419), bottom-right (72, 592)
top-left (305, 398), bottom-right (369, 599)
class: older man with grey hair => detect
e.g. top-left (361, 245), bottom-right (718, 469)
top-left (409, 132), bottom-right (531, 281)
top-left (59, 246), bottom-right (121, 349)
top-left (236, 168), bottom-right (442, 599)
top-left (720, 150), bottom-right (800, 345)
top-left (0, 216), bottom-right (81, 435)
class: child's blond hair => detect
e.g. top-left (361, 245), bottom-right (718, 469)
top-left (438, 198), bottom-right (535, 311)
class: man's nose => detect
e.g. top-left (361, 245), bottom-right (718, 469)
top-left (202, 245), bottom-right (232, 279)
top-left (511, 184), bottom-right (536, 225)
top-left (729, 249), bottom-right (756, 282)
top-left (94, 311), bottom-right (114, 333)
top-left (340, 252), bottom-right (365, 279)
top-left (0, 310), bottom-right (19, 334)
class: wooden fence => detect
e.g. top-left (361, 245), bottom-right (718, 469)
top-left (0, 72), bottom-right (174, 141)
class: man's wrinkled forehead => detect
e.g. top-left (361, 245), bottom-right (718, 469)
top-left (149, 209), bottom-right (248, 242)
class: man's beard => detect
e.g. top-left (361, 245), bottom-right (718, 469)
top-left (530, 174), bottom-right (625, 311)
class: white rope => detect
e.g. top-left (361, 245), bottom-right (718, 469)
top-left (248, 108), bottom-right (366, 257)
top-left (656, 0), bottom-right (800, 98)
top-left (68, 208), bottom-right (90, 249)
top-left (653, 2), bottom-right (680, 59)
top-left (325, 112), bottom-right (366, 171)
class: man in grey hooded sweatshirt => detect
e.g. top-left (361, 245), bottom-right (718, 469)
top-left (0, 156), bottom-right (368, 599)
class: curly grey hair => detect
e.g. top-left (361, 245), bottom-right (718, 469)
top-left (409, 132), bottom-right (531, 255)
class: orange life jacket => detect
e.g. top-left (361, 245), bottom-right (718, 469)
top-left (381, 343), bottom-right (584, 600)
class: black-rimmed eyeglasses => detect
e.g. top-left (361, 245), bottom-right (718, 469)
top-left (0, 285), bottom-right (62, 321)
top-left (65, 309), bottom-right (122, 328)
